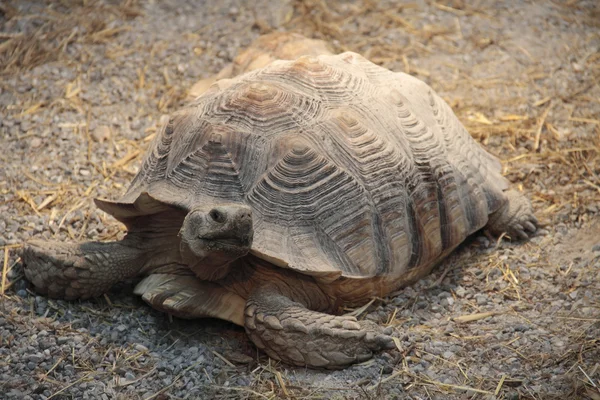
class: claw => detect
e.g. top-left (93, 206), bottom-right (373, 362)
top-left (487, 189), bottom-right (538, 241)
top-left (523, 221), bottom-right (537, 232)
top-left (513, 223), bottom-right (524, 233)
top-left (516, 229), bottom-right (529, 240)
top-left (341, 320), bottom-right (361, 330)
top-left (376, 334), bottom-right (395, 349)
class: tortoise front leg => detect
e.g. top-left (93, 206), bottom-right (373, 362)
top-left (22, 239), bottom-right (146, 300)
top-left (244, 285), bottom-right (395, 368)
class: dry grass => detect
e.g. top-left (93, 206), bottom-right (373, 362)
top-left (0, 0), bottom-right (141, 75)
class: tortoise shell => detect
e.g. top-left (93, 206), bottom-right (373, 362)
top-left (98, 52), bottom-right (508, 282)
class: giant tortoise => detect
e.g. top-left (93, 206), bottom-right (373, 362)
top-left (22, 37), bottom-right (538, 369)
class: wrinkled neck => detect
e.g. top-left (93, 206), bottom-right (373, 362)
top-left (121, 232), bottom-right (182, 276)
top-left (122, 210), bottom-right (186, 275)
top-left (187, 251), bottom-right (236, 281)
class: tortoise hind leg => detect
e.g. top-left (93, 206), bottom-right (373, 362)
top-left (486, 189), bottom-right (538, 240)
top-left (22, 239), bottom-right (145, 300)
top-left (244, 285), bottom-right (395, 369)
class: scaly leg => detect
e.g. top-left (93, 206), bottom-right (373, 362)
top-left (244, 285), bottom-right (394, 369)
top-left (22, 239), bottom-right (145, 300)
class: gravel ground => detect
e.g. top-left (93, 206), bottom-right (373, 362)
top-left (1, 1), bottom-right (599, 399)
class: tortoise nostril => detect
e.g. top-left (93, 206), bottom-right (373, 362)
top-left (209, 209), bottom-right (226, 223)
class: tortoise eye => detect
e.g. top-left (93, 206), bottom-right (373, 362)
top-left (209, 209), bottom-right (226, 223)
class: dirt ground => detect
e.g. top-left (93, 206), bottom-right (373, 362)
top-left (1, 0), bottom-right (599, 399)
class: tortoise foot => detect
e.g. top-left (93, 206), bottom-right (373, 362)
top-left (487, 190), bottom-right (539, 240)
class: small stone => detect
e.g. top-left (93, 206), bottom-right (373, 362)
top-left (514, 324), bottom-right (530, 332)
top-left (569, 290), bottom-right (578, 299)
top-left (475, 294), bottom-right (488, 305)
top-left (135, 344), bottom-right (148, 352)
top-left (592, 244), bottom-right (600, 252)
top-left (30, 137), bottom-right (42, 148)
top-left (116, 324), bottom-right (127, 332)
top-left (87, 228), bottom-right (99, 237)
top-left (413, 364), bottom-right (424, 373)
top-left (57, 336), bottom-right (69, 345)
top-left (79, 169), bottom-right (90, 176)
top-left (130, 119), bottom-right (142, 130)
top-left (92, 125), bottom-right (111, 142)
top-left (441, 296), bottom-right (455, 307)
top-left (224, 351), bottom-right (253, 364)
top-left (27, 354), bottom-right (43, 363)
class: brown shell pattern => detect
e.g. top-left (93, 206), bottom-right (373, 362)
top-left (114, 52), bottom-right (508, 279)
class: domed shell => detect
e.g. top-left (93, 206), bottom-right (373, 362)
top-left (97, 52), bottom-right (508, 281)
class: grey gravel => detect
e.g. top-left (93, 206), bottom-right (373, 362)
top-left (2, 0), bottom-right (599, 399)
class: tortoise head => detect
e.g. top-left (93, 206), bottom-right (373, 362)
top-left (179, 204), bottom-right (253, 275)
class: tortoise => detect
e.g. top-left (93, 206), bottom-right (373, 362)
top-left (22, 46), bottom-right (538, 369)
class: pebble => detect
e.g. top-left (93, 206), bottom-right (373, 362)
top-left (27, 354), bottom-right (43, 363)
top-left (57, 337), bottom-right (69, 345)
top-left (92, 125), bottom-right (111, 142)
top-left (569, 290), bottom-right (578, 299)
top-left (30, 137), bottom-right (42, 148)
top-left (475, 294), bottom-right (488, 305)
top-left (135, 344), bottom-right (149, 352)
